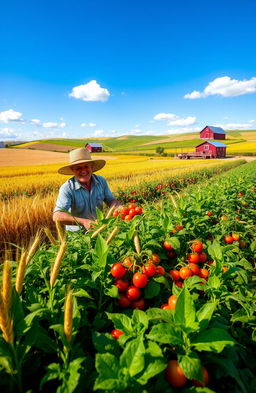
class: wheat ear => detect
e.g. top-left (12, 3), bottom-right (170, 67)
top-left (2, 260), bottom-right (12, 314)
top-left (0, 292), bottom-right (13, 344)
top-left (64, 289), bottom-right (73, 343)
top-left (43, 227), bottom-right (57, 246)
top-left (15, 252), bottom-right (28, 295)
top-left (91, 224), bottom-right (107, 239)
top-left (50, 241), bottom-right (67, 288)
top-left (134, 231), bottom-right (141, 254)
top-left (25, 233), bottom-right (41, 265)
top-left (56, 221), bottom-right (66, 242)
top-left (106, 226), bottom-right (119, 245)
top-left (105, 205), bottom-right (116, 219)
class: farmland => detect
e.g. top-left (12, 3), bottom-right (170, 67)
top-left (0, 159), bottom-right (255, 392)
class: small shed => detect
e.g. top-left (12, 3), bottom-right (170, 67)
top-left (196, 141), bottom-right (227, 158)
top-left (200, 126), bottom-right (226, 140)
top-left (85, 143), bottom-right (102, 152)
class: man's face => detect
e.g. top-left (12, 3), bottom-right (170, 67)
top-left (71, 163), bottom-right (93, 185)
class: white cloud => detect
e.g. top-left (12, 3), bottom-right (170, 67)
top-left (42, 121), bottom-right (66, 129)
top-left (154, 112), bottom-right (196, 126)
top-left (153, 113), bottom-right (177, 121)
top-left (0, 109), bottom-right (23, 123)
top-left (184, 76), bottom-right (256, 99)
top-left (81, 122), bottom-right (97, 127)
top-left (94, 129), bottom-right (105, 136)
top-left (69, 80), bottom-right (110, 102)
top-left (31, 119), bottom-right (41, 126)
top-left (215, 121), bottom-right (256, 130)
top-left (0, 127), bottom-right (18, 139)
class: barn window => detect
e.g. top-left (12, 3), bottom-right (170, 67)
top-left (204, 145), bottom-right (209, 150)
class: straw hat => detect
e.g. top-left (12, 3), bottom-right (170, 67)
top-left (58, 148), bottom-right (106, 175)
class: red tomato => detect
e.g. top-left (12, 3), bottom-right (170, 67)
top-left (168, 295), bottom-right (177, 310)
top-left (163, 241), bottom-right (173, 250)
top-left (118, 294), bottom-right (131, 308)
top-left (232, 233), bottom-right (240, 241)
top-left (114, 278), bottom-right (129, 292)
top-left (188, 253), bottom-right (200, 263)
top-left (126, 285), bottom-right (141, 300)
top-left (112, 210), bottom-right (119, 217)
top-left (224, 235), bottom-right (233, 244)
top-left (238, 192), bottom-right (244, 197)
top-left (176, 224), bottom-right (183, 231)
top-left (191, 240), bottom-right (203, 253)
top-left (199, 268), bottom-right (209, 279)
top-left (206, 211), bottom-right (213, 216)
top-left (192, 367), bottom-right (209, 387)
top-left (150, 253), bottom-right (161, 264)
top-left (161, 303), bottom-right (171, 310)
top-left (142, 263), bottom-right (156, 277)
top-left (111, 262), bottom-right (126, 278)
top-left (134, 206), bottom-right (142, 215)
top-left (179, 267), bottom-right (192, 280)
top-left (165, 360), bottom-right (187, 387)
top-left (132, 272), bottom-right (148, 288)
top-left (128, 209), bottom-right (136, 217)
top-left (175, 281), bottom-right (183, 288)
top-left (169, 269), bottom-right (180, 281)
top-left (187, 263), bottom-right (200, 276)
top-left (122, 256), bottom-right (134, 270)
top-left (156, 265), bottom-right (165, 275)
top-left (128, 203), bottom-right (136, 210)
top-left (131, 298), bottom-right (145, 310)
top-left (199, 252), bottom-right (207, 263)
top-left (120, 206), bottom-right (129, 215)
top-left (111, 329), bottom-right (123, 339)
top-left (124, 215), bottom-right (133, 221)
top-left (220, 215), bottom-right (227, 220)
top-left (120, 214), bottom-right (126, 220)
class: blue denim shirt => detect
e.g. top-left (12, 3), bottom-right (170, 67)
top-left (54, 174), bottom-right (115, 231)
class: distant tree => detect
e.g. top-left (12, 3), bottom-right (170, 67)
top-left (155, 146), bottom-right (165, 155)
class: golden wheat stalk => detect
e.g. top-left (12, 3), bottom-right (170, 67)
top-left (91, 224), bottom-right (107, 239)
top-left (2, 260), bottom-right (12, 314)
top-left (134, 231), bottom-right (141, 254)
top-left (56, 220), bottom-right (66, 242)
top-left (64, 289), bottom-right (73, 343)
top-left (106, 226), bottom-right (119, 245)
top-left (170, 194), bottom-right (178, 209)
top-left (105, 205), bottom-right (116, 219)
top-left (25, 233), bottom-right (41, 265)
top-left (15, 251), bottom-right (28, 295)
top-left (43, 227), bottom-right (57, 246)
top-left (50, 241), bottom-right (67, 288)
top-left (0, 292), bottom-right (13, 344)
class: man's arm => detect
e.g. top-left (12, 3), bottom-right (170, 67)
top-left (52, 211), bottom-right (93, 230)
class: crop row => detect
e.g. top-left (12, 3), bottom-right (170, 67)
top-left (0, 160), bottom-right (255, 392)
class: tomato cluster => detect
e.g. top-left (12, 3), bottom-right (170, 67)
top-left (165, 360), bottom-right (209, 388)
top-left (168, 240), bottom-right (210, 288)
top-left (224, 232), bottom-right (240, 244)
top-left (110, 253), bottom-right (164, 310)
top-left (112, 203), bottom-right (143, 221)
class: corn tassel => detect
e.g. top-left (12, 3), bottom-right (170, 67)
top-left (15, 252), bottom-right (28, 295)
top-left (64, 289), bottom-right (73, 343)
top-left (0, 292), bottom-right (13, 344)
top-left (134, 231), bottom-right (141, 254)
top-left (2, 260), bottom-right (12, 314)
top-left (106, 226), bottom-right (119, 245)
top-left (50, 241), bottom-right (67, 288)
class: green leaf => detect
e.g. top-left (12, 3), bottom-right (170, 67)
top-left (169, 237), bottom-right (180, 250)
top-left (106, 313), bottom-right (133, 334)
top-left (105, 285), bottom-right (119, 298)
top-left (120, 335), bottom-right (145, 377)
top-left (192, 328), bottom-right (236, 352)
top-left (196, 302), bottom-right (216, 330)
top-left (174, 287), bottom-right (197, 329)
top-left (146, 323), bottom-right (183, 345)
top-left (94, 235), bottom-right (109, 267)
top-left (73, 289), bottom-right (93, 299)
top-left (136, 342), bottom-right (166, 385)
top-left (63, 358), bottom-right (85, 393)
top-left (94, 353), bottom-right (126, 391)
top-left (40, 363), bottom-right (62, 388)
top-left (132, 309), bottom-right (149, 330)
top-left (178, 352), bottom-right (202, 381)
top-left (144, 280), bottom-right (160, 299)
top-left (146, 307), bottom-right (173, 322)
top-left (92, 332), bottom-right (120, 354)
top-left (207, 240), bottom-right (222, 261)
top-left (207, 276), bottom-right (221, 289)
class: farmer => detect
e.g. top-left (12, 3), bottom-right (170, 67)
top-left (53, 148), bottom-right (120, 231)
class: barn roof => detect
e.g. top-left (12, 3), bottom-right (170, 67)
top-left (206, 126), bottom-right (226, 134)
top-left (86, 143), bottom-right (102, 147)
top-left (196, 140), bottom-right (227, 148)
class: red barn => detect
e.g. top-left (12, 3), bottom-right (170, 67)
top-left (85, 143), bottom-right (102, 152)
top-left (196, 141), bottom-right (226, 158)
top-left (200, 126), bottom-right (226, 140)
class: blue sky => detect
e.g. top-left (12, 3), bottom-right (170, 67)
top-left (1, 0), bottom-right (256, 141)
